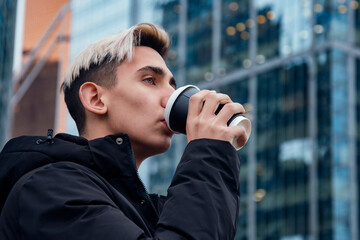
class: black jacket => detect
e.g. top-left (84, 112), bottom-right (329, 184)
top-left (0, 132), bottom-right (241, 239)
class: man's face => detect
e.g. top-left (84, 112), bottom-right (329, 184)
top-left (103, 46), bottom-right (176, 162)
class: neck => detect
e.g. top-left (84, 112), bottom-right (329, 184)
top-left (134, 152), bottom-right (146, 170)
top-left (81, 122), bottom-right (111, 141)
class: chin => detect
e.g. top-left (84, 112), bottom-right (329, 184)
top-left (132, 135), bottom-right (173, 160)
top-left (149, 138), bottom-right (172, 156)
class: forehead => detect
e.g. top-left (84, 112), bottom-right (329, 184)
top-left (118, 46), bottom-right (172, 75)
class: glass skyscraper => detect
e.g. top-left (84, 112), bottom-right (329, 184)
top-left (0, 0), bottom-right (17, 148)
top-left (69, 0), bottom-right (360, 239)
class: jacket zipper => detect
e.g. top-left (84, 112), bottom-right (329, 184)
top-left (136, 170), bottom-right (160, 218)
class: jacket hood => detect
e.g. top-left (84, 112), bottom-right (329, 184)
top-left (0, 132), bottom-right (139, 213)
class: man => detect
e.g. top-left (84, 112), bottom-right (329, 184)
top-left (0, 23), bottom-right (246, 239)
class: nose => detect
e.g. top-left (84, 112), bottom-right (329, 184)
top-left (161, 86), bottom-right (175, 108)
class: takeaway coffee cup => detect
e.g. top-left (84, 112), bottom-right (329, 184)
top-left (164, 85), bottom-right (251, 149)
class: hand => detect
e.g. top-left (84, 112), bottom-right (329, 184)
top-left (186, 90), bottom-right (247, 148)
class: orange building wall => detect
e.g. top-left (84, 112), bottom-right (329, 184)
top-left (23, 0), bottom-right (68, 59)
top-left (12, 0), bottom-right (71, 137)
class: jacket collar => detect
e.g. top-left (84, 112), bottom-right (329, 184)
top-left (55, 133), bottom-right (139, 179)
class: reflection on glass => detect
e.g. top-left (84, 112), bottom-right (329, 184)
top-left (356, 59), bottom-right (360, 233)
top-left (354, 1), bottom-right (360, 47)
top-left (221, 0), bottom-right (250, 73)
top-left (316, 49), bottom-right (353, 239)
top-left (257, 0), bottom-right (312, 59)
top-left (186, 0), bottom-right (213, 84)
top-left (331, 0), bottom-right (349, 41)
top-left (256, 61), bottom-right (310, 239)
top-left (158, 0), bottom-right (181, 74)
top-left (219, 80), bottom-right (249, 240)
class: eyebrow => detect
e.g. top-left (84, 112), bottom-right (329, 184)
top-left (137, 66), bottom-right (177, 87)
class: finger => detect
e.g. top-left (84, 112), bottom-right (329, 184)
top-left (201, 93), bottom-right (232, 117)
top-left (228, 124), bottom-right (249, 148)
top-left (187, 90), bottom-right (212, 120)
top-left (215, 102), bottom-right (246, 125)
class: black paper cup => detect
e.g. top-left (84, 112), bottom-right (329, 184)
top-left (165, 85), bottom-right (251, 149)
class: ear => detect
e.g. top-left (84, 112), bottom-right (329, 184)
top-left (79, 82), bottom-right (107, 115)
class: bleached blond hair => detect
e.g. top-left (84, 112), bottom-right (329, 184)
top-left (62, 23), bottom-right (170, 135)
top-left (63, 23), bottom-right (170, 88)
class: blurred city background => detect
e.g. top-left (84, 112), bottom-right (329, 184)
top-left (1, 0), bottom-right (360, 239)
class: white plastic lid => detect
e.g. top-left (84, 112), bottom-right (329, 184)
top-left (228, 115), bottom-right (252, 150)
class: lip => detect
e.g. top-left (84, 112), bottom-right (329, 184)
top-left (161, 119), bottom-right (173, 134)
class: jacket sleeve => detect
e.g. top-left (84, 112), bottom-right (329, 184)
top-left (155, 139), bottom-right (241, 240)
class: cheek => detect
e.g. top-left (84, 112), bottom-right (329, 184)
top-left (107, 89), bottom-right (158, 120)
top-left (131, 94), bottom-right (156, 109)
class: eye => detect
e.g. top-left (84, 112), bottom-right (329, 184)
top-left (170, 78), bottom-right (177, 89)
top-left (143, 77), bottom-right (155, 85)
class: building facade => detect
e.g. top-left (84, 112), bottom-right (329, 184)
top-left (0, 0), bottom-right (17, 148)
top-left (3, 0), bottom-right (71, 142)
top-left (68, 0), bottom-right (360, 239)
